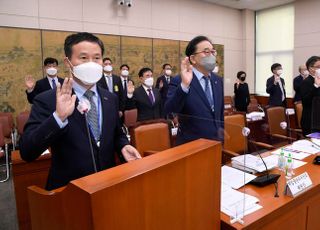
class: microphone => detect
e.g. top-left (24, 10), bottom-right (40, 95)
top-left (77, 98), bottom-right (98, 173)
top-left (242, 127), bottom-right (280, 196)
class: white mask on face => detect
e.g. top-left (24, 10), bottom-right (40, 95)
top-left (70, 61), bottom-right (103, 86)
top-left (46, 67), bottom-right (57, 76)
top-left (165, 69), bottom-right (172, 76)
top-left (103, 65), bottom-right (113, 72)
top-left (276, 69), bottom-right (283, 75)
top-left (121, 70), bottom-right (129, 77)
top-left (144, 77), bottom-right (154, 87)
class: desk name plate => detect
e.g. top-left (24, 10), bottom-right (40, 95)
top-left (284, 172), bottom-right (313, 197)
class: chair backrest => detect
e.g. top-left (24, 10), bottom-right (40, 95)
top-left (265, 106), bottom-right (287, 136)
top-left (0, 116), bottom-right (11, 137)
top-left (16, 111), bottom-right (30, 135)
top-left (294, 102), bottom-right (303, 129)
top-left (224, 114), bottom-right (247, 153)
top-left (0, 112), bottom-right (14, 130)
top-left (132, 122), bottom-right (171, 157)
top-left (124, 109), bottom-right (138, 128)
top-left (0, 123), bottom-right (4, 147)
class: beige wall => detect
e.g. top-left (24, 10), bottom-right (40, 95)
top-left (0, 0), bottom-right (255, 96)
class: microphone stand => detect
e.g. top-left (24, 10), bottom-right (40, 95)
top-left (84, 113), bottom-right (98, 173)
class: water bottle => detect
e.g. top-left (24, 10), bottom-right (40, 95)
top-left (285, 153), bottom-right (294, 179)
top-left (278, 148), bottom-right (285, 171)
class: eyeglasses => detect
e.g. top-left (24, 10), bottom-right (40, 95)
top-left (193, 49), bottom-right (217, 56)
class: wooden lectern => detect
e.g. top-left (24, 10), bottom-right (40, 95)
top-left (27, 139), bottom-right (221, 230)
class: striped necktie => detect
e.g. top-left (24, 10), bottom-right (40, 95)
top-left (84, 90), bottom-right (100, 141)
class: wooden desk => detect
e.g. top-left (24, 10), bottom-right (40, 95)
top-left (221, 153), bottom-right (320, 230)
top-left (12, 151), bottom-right (51, 230)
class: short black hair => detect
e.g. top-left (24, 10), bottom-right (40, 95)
top-left (306, 56), bottom-right (320, 70)
top-left (103, 57), bottom-right (112, 63)
top-left (162, 63), bottom-right (171, 69)
top-left (138, 67), bottom-right (153, 77)
top-left (271, 63), bottom-right (282, 72)
top-left (120, 64), bottom-right (130, 70)
top-left (44, 57), bottom-right (58, 66)
top-left (237, 71), bottom-right (246, 79)
top-left (185, 35), bottom-right (212, 57)
top-left (64, 32), bottom-right (104, 59)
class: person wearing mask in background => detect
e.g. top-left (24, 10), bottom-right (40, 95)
top-left (98, 57), bottom-right (125, 116)
top-left (119, 64), bottom-right (131, 96)
top-left (25, 57), bottom-right (64, 104)
top-left (293, 64), bottom-right (309, 102)
top-left (126, 67), bottom-right (163, 121)
top-left (165, 35), bottom-right (224, 145)
top-left (20, 32), bottom-right (141, 191)
top-left (300, 56), bottom-right (320, 136)
top-left (234, 71), bottom-right (250, 112)
top-left (266, 63), bottom-right (286, 107)
top-left (155, 63), bottom-right (173, 107)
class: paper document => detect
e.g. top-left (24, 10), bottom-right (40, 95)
top-left (286, 108), bottom-right (295, 115)
top-left (246, 112), bottom-right (264, 121)
top-left (221, 166), bottom-right (257, 189)
top-left (221, 184), bottom-right (262, 218)
top-left (290, 140), bottom-right (320, 154)
top-left (231, 154), bottom-right (278, 173)
top-left (271, 148), bottom-right (310, 160)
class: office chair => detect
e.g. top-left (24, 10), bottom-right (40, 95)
top-left (16, 111), bottom-right (30, 135)
top-left (223, 113), bottom-right (274, 164)
top-left (224, 96), bottom-right (235, 115)
top-left (0, 123), bottom-right (9, 182)
top-left (131, 120), bottom-right (171, 157)
top-left (265, 106), bottom-right (296, 147)
top-left (0, 112), bottom-right (16, 149)
top-left (124, 109), bottom-right (138, 128)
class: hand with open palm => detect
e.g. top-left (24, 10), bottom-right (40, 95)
top-left (180, 57), bottom-right (193, 88)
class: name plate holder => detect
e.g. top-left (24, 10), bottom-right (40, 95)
top-left (284, 172), bottom-right (313, 197)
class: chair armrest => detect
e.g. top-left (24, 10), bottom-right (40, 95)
top-left (270, 133), bottom-right (296, 141)
top-left (222, 149), bottom-right (239, 158)
top-left (143, 150), bottom-right (159, 156)
top-left (249, 140), bottom-right (275, 150)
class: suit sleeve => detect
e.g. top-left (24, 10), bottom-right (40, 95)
top-left (266, 77), bottom-right (276, 94)
top-left (293, 77), bottom-right (300, 93)
top-left (26, 81), bottom-right (41, 104)
top-left (155, 77), bottom-right (161, 89)
top-left (301, 79), bottom-right (320, 107)
top-left (246, 83), bottom-right (250, 106)
top-left (164, 76), bottom-right (188, 115)
top-left (19, 94), bottom-right (66, 162)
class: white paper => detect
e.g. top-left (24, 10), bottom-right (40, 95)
top-left (271, 148), bottom-right (311, 160)
top-left (246, 112), bottom-right (265, 121)
top-left (286, 108), bottom-right (295, 115)
top-left (290, 140), bottom-right (320, 154)
top-left (221, 166), bottom-right (257, 189)
top-left (231, 154), bottom-right (278, 173)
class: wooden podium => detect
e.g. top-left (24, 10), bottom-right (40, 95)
top-left (27, 139), bottom-right (222, 230)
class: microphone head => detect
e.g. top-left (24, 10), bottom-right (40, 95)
top-left (242, 127), bottom-right (250, 137)
top-left (280, 121), bottom-right (287, 130)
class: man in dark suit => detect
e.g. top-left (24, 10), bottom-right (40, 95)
top-left (155, 63), bottom-right (173, 107)
top-left (126, 67), bottom-right (163, 122)
top-left (300, 56), bottom-right (320, 136)
top-left (266, 63), bottom-right (287, 107)
top-left (98, 57), bottom-right (125, 115)
top-left (293, 64), bottom-right (309, 102)
top-left (165, 36), bottom-right (224, 145)
top-left (25, 57), bottom-right (64, 104)
top-left (20, 32), bottom-right (141, 190)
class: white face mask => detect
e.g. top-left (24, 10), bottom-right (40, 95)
top-left (144, 77), bottom-right (154, 87)
top-left (276, 69), bottom-right (283, 76)
top-left (71, 61), bottom-right (103, 86)
top-left (46, 67), bottom-right (57, 76)
top-left (121, 70), bottom-right (129, 77)
top-left (165, 69), bottom-right (172, 76)
top-left (103, 65), bottom-right (113, 72)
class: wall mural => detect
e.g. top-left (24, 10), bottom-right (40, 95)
top-left (0, 27), bottom-right (224, 117)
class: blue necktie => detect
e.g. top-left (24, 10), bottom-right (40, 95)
top-left (52, 79), bottom-right (56, 89)
top-left (84, 90), bottom-right (100, 141)
top-left (203, 77), bottom-right (214, 111)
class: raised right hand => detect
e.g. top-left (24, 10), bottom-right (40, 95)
top-left (55, 78), bottom-right (77, 122)
top-left (181, 57), bottom-right (193, 88)
top-left (25, 75), bottom-right (35, 91)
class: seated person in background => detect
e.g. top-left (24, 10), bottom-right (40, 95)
top-left (98, 57), bottom-right (125, 116)
top-left (266, 63), bottom-right (287, 107)
top-left (126, 67), bottom-right (163, 122)
top-left (300, 56), bottom-right (320, 136)
top-left (20, 32), bottom-right (141, 191)
top-left (155, 63), bottom-right (173, 107)
top-left (234, 71), bottom-right (250, 112)
top-left (25, 57), bottom-right (64, 104)
top-left (293, 64), bottom-right (309, 102)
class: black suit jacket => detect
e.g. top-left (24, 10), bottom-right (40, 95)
top-left (19, 86), bottom-right (129, 190)
top-left (293, 75), bottom-right (304, 102)
top-left (125, 85), bottom-right (163, 121)
top-left (26, 77), bottom-right (64, 104)
top-left (266, 76), bottom-right (286, 106)
top-left (300, 76), bottom-right (320, 136)
top-left (97, 74), bottom-right (125, 111)
top-left (155, 75), bottom-right (172, 105)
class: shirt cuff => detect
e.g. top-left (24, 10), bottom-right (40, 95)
top-left (127, 93), bottom-right (133, 98)
top-left (180, 83), bottom-right (190, 93)
top-left (314, 83), bottom-right (320, 88)
top-left (53, 112), bottom-right (68, 128)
